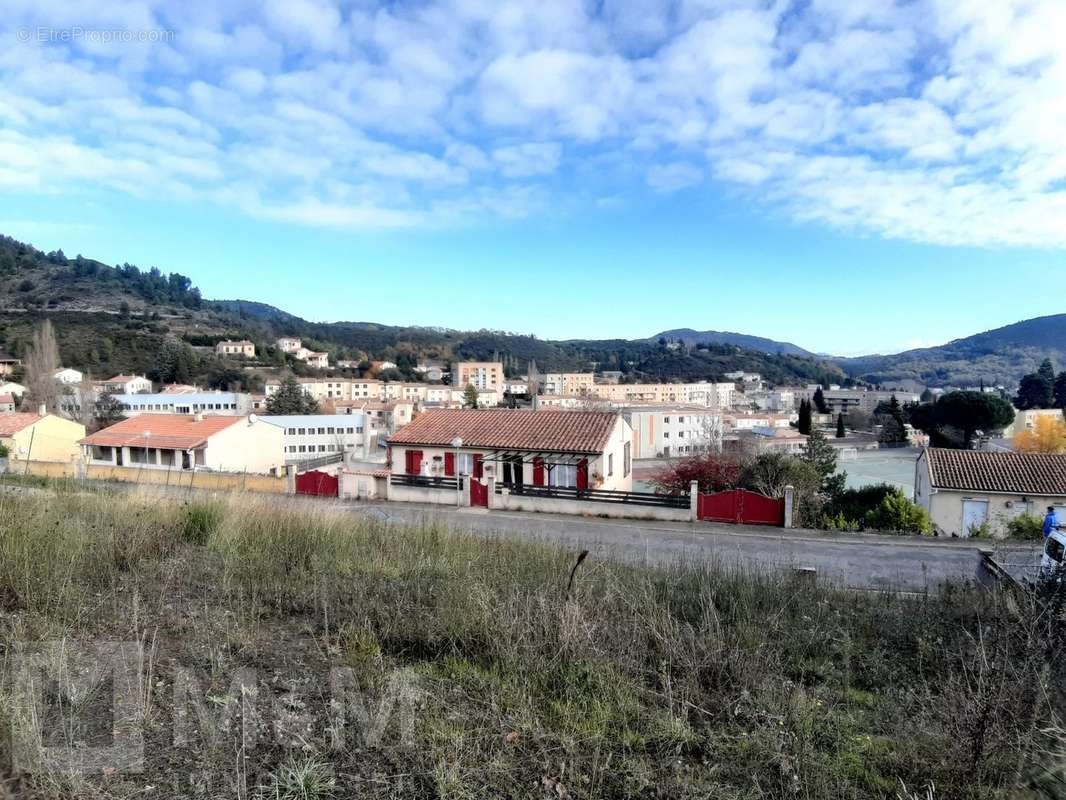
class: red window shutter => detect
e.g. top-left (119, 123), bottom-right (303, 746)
top-left (473, 454), bottom-right (483, 478)
top-left (406, 450), bottom-right (422, 475)
top-left (444, 451), bottom-right (455, 476)
top-left (577, 458), bottom-right (589, 489)
top-left (533, 456), bottom-right (545, 486)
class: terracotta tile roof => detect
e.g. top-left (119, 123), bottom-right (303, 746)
top-left (388, 409), bottom-right (619, 453)
top-left (925, 448), bottom-right (1066, 496)
top-left (81, 414), bottom-right (242, 450)
top-left (106, 375), bottom-right (144, 383)
top-left (0, 412), bottom-right (41, 436)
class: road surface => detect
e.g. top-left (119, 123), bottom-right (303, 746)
top-left (348, 501), bottom-right (1041, 593)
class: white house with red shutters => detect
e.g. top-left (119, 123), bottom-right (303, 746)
top-left (386, 408), bottom-right (633, 492)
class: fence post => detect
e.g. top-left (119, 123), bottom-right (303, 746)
top-left (486, 476), bottom-right (497, 509)
top-left (689, 480), bottom-right (699, 522)
top-left (783, 485), bottom-right (794, 529)
top-left (286, 465), bottom-right (296, 496)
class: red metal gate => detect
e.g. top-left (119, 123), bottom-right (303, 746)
top-left (470, 477), bottom-right (488, 507)
top-left (296, 469), bottom-right (339, 497)
top-left (697, 489), bottom-right (784, 526)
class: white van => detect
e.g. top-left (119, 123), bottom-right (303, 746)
top-left (1040, 529), bottom-right (1066, 584)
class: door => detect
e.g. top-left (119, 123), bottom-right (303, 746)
top-left (577, 459), bottom-right (589, 490)
top-left (470, 478), bottom-right (488, 507)
top-left (962, 499), bottom-right (989, 537)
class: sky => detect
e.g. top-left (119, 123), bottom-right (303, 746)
top-left (1, 0), bottom-right (1065, 356)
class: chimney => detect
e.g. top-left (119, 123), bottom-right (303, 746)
top-left (193, 412), bottom-right (203, 422)
top-left (38, 404), bottom-right (46, 416)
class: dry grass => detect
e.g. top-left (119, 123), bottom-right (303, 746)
top-left (0, 487), bottom-right (1063, 799)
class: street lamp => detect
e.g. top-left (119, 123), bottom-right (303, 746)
top-left (450, 436), bottom-right (463, 507)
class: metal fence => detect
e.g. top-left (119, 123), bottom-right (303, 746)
top-left (290, 452), bottom-right (344, 471)
top-left (497, 482), bottom-right (689, 509)
top-left (390, 474), bottom-right (463, 491)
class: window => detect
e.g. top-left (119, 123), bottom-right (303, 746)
top-left (346, 427), bottom-right (354, 434)
top-left (623, 442), bottom-right (631, 477)
top-left (317, 427), bottom-right (325, 435)
top-left (664, 432), bottom-right (670, 438)
top-left (327, 427), bottom-right (335, 434)
top-left (664, 416), bottom-right (670, 423)
top-left (550, 464), bottom-right (577, 488)
top-left (678, 416), bottom-right (685, 423)
top-left (298, 428), bottom-right (306, 435)
top-left (608, 453), bottom-right (614, 476)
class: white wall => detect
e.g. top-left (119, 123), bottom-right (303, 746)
top-left (204, 416), bottom-right (285, 474)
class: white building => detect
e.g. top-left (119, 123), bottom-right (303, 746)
top-left (81, 414), bottom-right (284, 474)
top-left (98, 374), bottom-right (153, 395)
top-left (261, 414), bottom-right (368, 463)
top-left (54, 368), bottom-right (83, 384)
top-left (622, 405), bottom-right (723, 459)
top-left (111, 391), bottom-right (251, 417)
top-left (276, 337), bottom-right (302, 354)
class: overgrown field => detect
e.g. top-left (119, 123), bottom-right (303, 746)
top-left (0, 489), bottom-right (1063, 799)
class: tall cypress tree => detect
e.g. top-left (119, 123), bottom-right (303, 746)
top-left (836, 413), bottom-right (845, 438)
top-left (798, 399), bottom-right (812, 435)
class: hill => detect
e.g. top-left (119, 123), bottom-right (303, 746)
top-left (651, 327), bottom-right (814, 356)
top-left (0, 234), bottom-right (846, 386)
top-left (839, 314), bottom-right (1066, 387)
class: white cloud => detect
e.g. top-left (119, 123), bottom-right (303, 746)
top-left (647, 162), bottom-right (703, 193)
top-left (0, 0), bottom-right (1063, 244)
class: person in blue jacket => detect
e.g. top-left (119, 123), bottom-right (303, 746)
top-left (1044, 506), bottom-right (1060, 539)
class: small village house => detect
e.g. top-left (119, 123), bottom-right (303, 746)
top-left (53, 367), bottom-right (83, 384)
top-left (276, 337), bottom-right (302, 354)
top-left (915, 448), bottom-right (1066, 538)
top-left (216, 340), bottom-right (256, 358)
top-left (0, 410), bottom-right (86, 463)
top-left (98, 374), bottom-right (153, 395)
top-left (0, 382), bottom-right (26, 399)
top-left (81, 414), bottom-right (284, 474)
top-left (0, 394), bottom-right (15, 413)
top-left (388, 408), bottom-right (633, 491)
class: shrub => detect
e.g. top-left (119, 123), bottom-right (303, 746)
top-left (827, 483), bottom-right (898, 522)
top-left (1006, 513), bottom-right (1044, 541)
top-left (181, 500), bottom-right (224, 545)
top-left (651, 452), bottom-right (744, 494)
top-left (864, 489), bottom-right (932, 534)
top-left (0, 443), bottom-right (9, 458)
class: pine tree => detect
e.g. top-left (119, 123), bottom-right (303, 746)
top-left (463, 383), bottom-right (479, 409)
top-left (836, 413), bottom-right (845, 438)
top-left (266, 376), bottom-right (320, 414)
top-left (1055, 371), bottom-right (1066, 409)
top-left (798, 399), bottom-right (812, 434)
top-left (802, 427), bottom-right (840, 493)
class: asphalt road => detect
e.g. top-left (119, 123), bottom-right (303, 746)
top-left (348, 501), bottom-right (1042, 593)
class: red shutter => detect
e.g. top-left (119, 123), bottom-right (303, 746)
top-left (577, 458), bottom-right (589, 490)
top-left (406, 449), bottom-right (422, 475)
top-left (444, 451), bottom-right (455, 476)
top-left (473, 454), bottom-right (483, 478)
top-left (533, 456), bottom-right (545, 486)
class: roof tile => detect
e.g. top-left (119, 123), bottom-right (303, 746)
top-left (0, 412), bottom-right (41, 436)
top-left (388, 409), bottom-right (619, 453)
top-left (81, 414), bottom-right (242, 450)
top-left (926, 448), bottom-right (1066, 495)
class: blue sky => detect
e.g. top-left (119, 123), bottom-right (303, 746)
top-left (1, 0), bottom-right (1065, 356)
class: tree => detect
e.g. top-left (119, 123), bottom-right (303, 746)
top-left (802, 427), bottom-right (843, 496)
top-left (797, 399), bottom-right (812, 435)
top-left (463, 383), bottom-right (479, 409)
top-left (1013, 414), bottom-right (1066, 453)
top-left (739, 452), bottom-right (819, 498)
top-left (835, 413), bottom-right (845, 438)
top-left (651, 453), bottom-right (745, 494)
top-left (910, 390), bottom-right (1015, 448)
top-left (812, 387), bottom-right (828, 414)
top-left (24, 319), bottom-right (60, 413)
top-left (1055, 371), bottom-right (1066, 409)
top-left (266, 376), bottom-right (320, 414)
top-left (154, 339), bottom-right (199, 384)
top-left (93, 392), bottom-right (126, 431)
top-left (878, 395), bottom-right (908, 445)
top-left (1015, 359), bottom-right (1055, 409)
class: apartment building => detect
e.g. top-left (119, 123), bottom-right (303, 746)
top-left (589, 381), bottom-right (736, 407)
top-left (216, 340), bottom-right (256, 358)
top-left (543, 373), bottom-right (596, 396)
top-left (622, 405), bottom-right (723, 459)
top-left (453, 361), bottom-right (504, 391)
top-left (821, 389), bottom-right (920, 415)
top-left (261, 414), bottom-right (367, 462)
